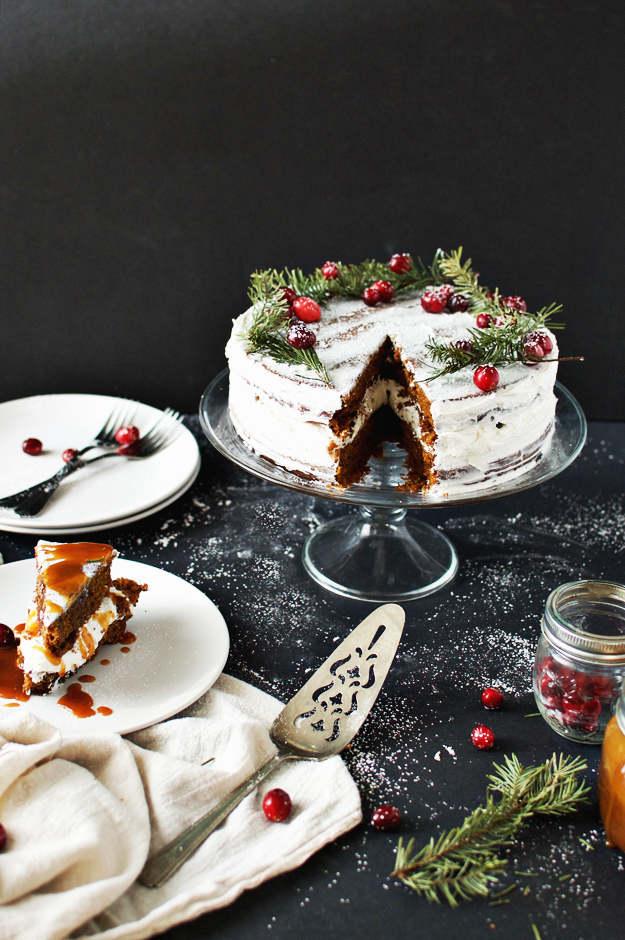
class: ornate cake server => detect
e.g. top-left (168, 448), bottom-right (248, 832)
top-left (139, 603), bottom-right (405, 888)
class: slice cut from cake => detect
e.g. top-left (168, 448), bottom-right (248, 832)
top-left (15, 541), bottom-right (147, 695)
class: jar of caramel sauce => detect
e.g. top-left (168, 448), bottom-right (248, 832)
top-left (599, 689), bottom-right (625, 851)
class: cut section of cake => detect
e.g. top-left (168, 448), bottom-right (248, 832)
top-left (15, 541), bottom-right (147, 695)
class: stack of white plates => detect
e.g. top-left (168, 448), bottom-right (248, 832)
top-left (0, 394), bottom-right (201, 535)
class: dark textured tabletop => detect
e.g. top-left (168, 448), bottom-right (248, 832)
top-left (2, 419), bottom-right (624, 940)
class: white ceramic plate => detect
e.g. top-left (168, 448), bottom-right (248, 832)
top-left (0, 459), bottom-right (200, 535)
top-left (0, 558), bottom-right (229, 735)
top-left (0, 394), bottom-right (201, 531)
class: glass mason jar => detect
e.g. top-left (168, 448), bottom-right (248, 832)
top-left (598, 688), bottom-right (625, 850)
top-left (533, 581), bottom-right (625, 744)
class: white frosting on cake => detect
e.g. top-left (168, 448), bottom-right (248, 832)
top-left (226, 290), bottom-right (559, 493)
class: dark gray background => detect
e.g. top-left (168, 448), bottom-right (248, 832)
top-left (1, 0), bottom-right (624, 417)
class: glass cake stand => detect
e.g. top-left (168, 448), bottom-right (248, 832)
top-left (199, 371), bottom-right (586, 603)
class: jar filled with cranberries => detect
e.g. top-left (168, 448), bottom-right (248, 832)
top-left (533, 581), bottom-right (625, 744)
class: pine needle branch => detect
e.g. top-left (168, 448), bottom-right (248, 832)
top-left (391, 753), bottom-right (589, 907)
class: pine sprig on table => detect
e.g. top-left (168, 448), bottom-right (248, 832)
top-left (391, 753), bottom-right (589, 907)
top-left (241, 273), bottom-right (331, 384)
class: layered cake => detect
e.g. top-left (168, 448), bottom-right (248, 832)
top-left (226, 250), bottom-right (562, 494)
top-left (15, 541), bottom-right (146, 694)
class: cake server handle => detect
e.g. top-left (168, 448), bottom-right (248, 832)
top-left (138, 750), bottom-right (289, 889)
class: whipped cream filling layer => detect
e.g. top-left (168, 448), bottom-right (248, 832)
top-left (18, 592), bottom-right (119, 685)
top-left (36, 541), bottom-right (118, 628)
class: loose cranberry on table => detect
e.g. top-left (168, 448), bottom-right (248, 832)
top-left (473, 365), bottom-right (499, 392)
top-left (262, 788), bottom-right (292, 822)
top-left (475, 313), bottom-right (492, 329)
top-left (421, 290), bottom-right (447, 313)
top-left (321, 261), bottom-right (339, 280)
top-left (115, 425), bottom-right (140, 446)
top-left (371, 280), bottom-right (394, 303)
top-left (363, 286), bottom-right (381, 307)
top-left (481, 687), bottom-right (504, 709)
top-left (287, 321), bottom-right (316, 349)
top-left (0, 624), bottom-right (17, 648)
top-left (471, 725), bottom-right (495, 750)
top-left (501, 295), bottom-right (527, 312)
top-left (449, 293), bottom-right (469, 312)
top-left (388, 253), bottom-right (412, 274)
top-left (22, 438), bottom-right (43, 456)
top-left (292, 296), bottom-right (322, 323)
top-left (0, 823), bottom-right (6, 852)
top-left (371, 805), bottom-right (401, 830)
top-left (62, 448), bottom-right (79, 463)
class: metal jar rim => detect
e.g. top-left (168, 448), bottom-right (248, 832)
top-left (542, 580), bottom-right (625, 665)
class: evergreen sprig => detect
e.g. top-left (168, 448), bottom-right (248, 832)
top-left (241, 273), bottom-right (331, 384)
top-left (391, 753), bottom-right (589, 907)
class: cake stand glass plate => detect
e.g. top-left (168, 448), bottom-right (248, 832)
top-left (0, 559), bottom-right (230, 734)
top-left (200, 370), bottom-right (586, 602)
top-left (0, 394), bottom-right (200, 533)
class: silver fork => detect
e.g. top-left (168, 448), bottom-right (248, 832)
top-left (0, 410), bottom-right (184, 517)
top-left (76, 400), bottom-right (140, 457)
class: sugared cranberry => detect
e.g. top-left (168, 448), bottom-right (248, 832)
top-left (372, 280), bottom-right (394, 303)
top-left (389, 253), bottom-right (412, 274)
top-left (292, 297), bottom-right (322, 323)
top-left (363, 286), bottom-right (381, 307)
top-left (62, 448), bottom-right (79, 463)
top-left (436, 285), bottom-right (455, 306)
top-left (115, 425), bottom-right (140, 446)
top-left (321, 261), bottom-right (339, 280)
top-left (473, 366), bottom-right (499, 391)
top-left (485, 290), bottom-right (495, 301)
top-left (0, 625), bottom-right (17, 648)
top-left (449, 294), bottom-right (469, 312)
top-left (471, 725), bottom-right (495, 749)
top-left (117, 441), bottom-right (142, 457)
top-left (421, 290), bottom-right (447, 313)
top-left (455, 340), bottom-right (473, 352)
top-left (22, 438), bottom-right (42, 456)
top-left (524, 342), bottom-right (545, 363)
top-left (481, 687), bottom-right (504, 709)
top-left (287, 321), bottom-right (316, 349)
top-left (502, 295), bottom-right (527, 312)
top-left (282, 286), bottom-right (298, 307)
top-left (262, 788), bottom-right (292, 822)
top-left (524, 330), bottom-right (553, 355)
top-left (0, 823), bottom-right (6, 852)
top-left (371, 805), bottom-right (401, 830)
top-left (475, 313), bottom-right (493, 329)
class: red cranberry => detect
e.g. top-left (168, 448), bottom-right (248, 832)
top-left (449, 294), bottom-right (469, 312)
top-left (524, 330), bottom-right (553, 355)
top-left (117, 441), bottom-right (142, 457)
top-left (502, 295), bottom-right (527, 312)
top-left (286, 321), bottom-right (316, 349)
top-left (321, 261), bottom-right (339, 280)
top-left (389, 253), bottom-right (412, 274)
top-left (262, 788), bottom-right (292, 822)
top-left (421, 290), bottom-right (447, 313)
top-left (485, 290), bottom-right (495, 301)
top-left (62, 448), bottom-right (79, 463)
top-left (471, 725), bottom-right (495, 749)
top-left (115, 425), bottom-right (140, 446)
top-left (371, 805), bottom-right (401, 830)
top-left (436, 284), bottom-right (455, 306)
top-left (0, 625), bottom-right (16, 648)
top-left (455, 339), bottom-right (473, 352)
top-left (372, 280), bottom-right (394, 303)
top-left (475, 313), bottom-right (493, 329)
top-left (22, 438), bottom-right (43, 456)
top-left (473, 366), bottom-right (499, 391)
top-left (0, 823), bottom-right (6, 851)
top-left (363, 286), bottom-right (381, 306)
top-left (588, 675), bottom-right (615, 699)
top-left (292, 297), bottom-right (322, 323)
top-left (282, 287), bottom-right (298, 307)
top-left (481, 687), bottom-right (504, 709)
top-left (524, 342), bottom-right (545, 363)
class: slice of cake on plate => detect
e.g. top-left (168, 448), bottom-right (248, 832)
top-left (15, 541), bottom-right (147, 695)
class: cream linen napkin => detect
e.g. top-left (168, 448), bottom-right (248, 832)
top-left (0, 675), bottom-right (362, 940)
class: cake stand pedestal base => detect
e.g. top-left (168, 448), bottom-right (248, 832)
top-left (302, 505), bottom-right (459, 602)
